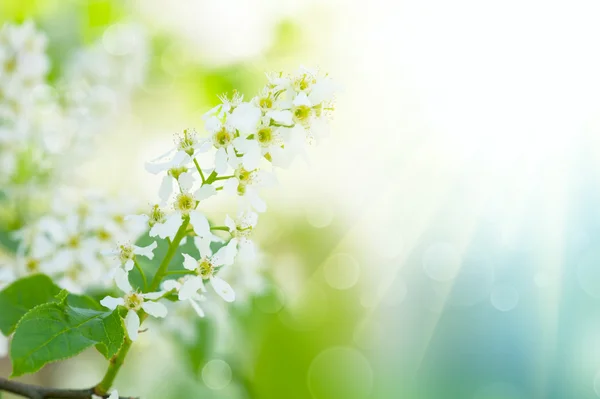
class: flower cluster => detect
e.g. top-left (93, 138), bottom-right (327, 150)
top-left (10, 194), bottom-right (146, 294)
top-left (102, 66), bottom-right (337, 340)
top-left (0, 21), bottom-right (148, 229)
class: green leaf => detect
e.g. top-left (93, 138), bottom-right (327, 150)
top-left (0, 274), bottom-right (61, 335)
top-left (0, 274), bottom-right (103, 335)
top-left (10, 302), bottom-right (124, 377)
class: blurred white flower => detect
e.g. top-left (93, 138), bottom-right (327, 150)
top-left (225, 211), bottom-right (258, 260)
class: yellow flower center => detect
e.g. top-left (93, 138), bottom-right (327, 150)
top-left (177, 129), bottom-right (197, 155)
top-left (257, 127), bottom-right (273, 146)
top-left (67, 236), bottom-right (80, 248)
top-left (119, 245), bottom-right (134, 263)
top-left (150, 205), bottom-right (166, 225)
top-left (175, 193), bottom-right (195, 214)
top-left (293, 105), bottom-right (311, 123)
top-left (213, 127), bottom-right (233, 148)
top-left (124, 293), bottom-right (144, 310)
top-left (259, 97), bottom-right (273, 109)
top-left (197, 258), bottom-right (214, 279)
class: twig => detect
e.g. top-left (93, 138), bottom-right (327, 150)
top-left (0, 377), bottom-right (136, 399)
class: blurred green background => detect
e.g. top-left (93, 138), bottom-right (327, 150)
top-left (4, 0), bottom-right (600, 398)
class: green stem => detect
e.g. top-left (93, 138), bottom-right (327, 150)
top-left (165, 270), bottom-right (195, 276)
top-left (94, 336), bottom-right (133, 395)
top-left (205, 171), bottom-right (218, 185)
top-left (193, 158), bottom-right (206, 184)
top-left (94, 164), bottom-right (221, 394)
top-left (210, 226), bottom-right (231, 232)
top-left (212, 175), bottom-right (234, 181)
top-left (95, 219), bottom-right (190, 394)
top-left (133, 259), bottom-right (148, 292)
top-left (148, 218), bottom-right (190, 292)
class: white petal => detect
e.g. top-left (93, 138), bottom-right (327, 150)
top-left (194, 236), bottom-right (213, 257)
top-left (179, 276), bottom-right (205, 301)
top-left (100, 296), bottom-right (125, 310)
top-left (224, 215), bottom-right (236, 231)
top-left (146, 151), bottom-right (188, 174)
top-left (162, 279), bottom-right (181, 291)
top-left (204, 114), bottom-right (222, 132)
top-left (293, 92), bottom-right (312, 107)
top-left (222, 178), bottom-right (238, 195)
top-left (189, 210), bottom-right (210, 237)
top-left (102, 249), bottom-right (120, 257)
top-left (245, 211), bottom-right (259, 227)
top-left (220, 239), bottom-right (238, 266)
top-left (182, 253), bottom-right (198, 271)
top-left (178, 172), bottom-right (194, 191)
top-left (125, 214), bottom-right (149, 226)
top-left (142, 301), bottom-right (168, 318)
top-left (142, 291), bottom-right (166, 300)
top-left (242, 143), bottom-right (262, 170)
top-left (149, 213), bottom-right (182, 240)
top-left (229, 102), bottom-right (261, 134)
top-left (270, 146), bottom-right (294, 168)
top-left (195, 185), bottom-right (216, 201)
top-left (158, 175), bottom-right (175, 204)
top-left (124, 259), bottom-right (134, 272)
top-left (125, 310), bottom-right (140, 341)
top-left (145, 160), bottom-right (173, 175)
top-left (267, 110), bottom-right (294, 126)
top-left (267, 110), bottom-right (293, 125)
top-left (134, 241), bottom-right (157, 259)
top-left (215, 148), bottom-right (228, 174)
top-left (308, 78), bottom-right (336, 104)
top-left (248, 190), bottom-right (267, 213)
top-left (211, 277), bottom-right (236, 302)
top-left (149, 147), bottom-right (176, 163)
top-left (108, 391), bottom-right (119, 399)
top-left (188, 298), bottom-right (205, 318)
top-left (238, 239), bottom-right (256, 260)
top-left (114, 268), bottom-right (133, 293)
top-left (232, 137), bottom-right (252, 153)
top-left (227, 145), bottom-right (241, 168)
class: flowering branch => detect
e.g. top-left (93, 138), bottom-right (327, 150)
top-left (0, 377), bottom-right (135, 399)
top-left (0, 57), bottom-right (337, 399)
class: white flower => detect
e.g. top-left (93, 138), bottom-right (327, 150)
top-left (206, 121), bottom-right (237, 174)
top-left (224, 211), bottom-right (258, 260)
top-left (228, 102), bottom-right (261, 135)
top-left (148, 213), bottom-right (183, 240)
top-left (147, 190), bottom-right (212, 240)
top-left (162, 277), bottom-right (206, 318)
top-left (234, 118), bottom-right (293, 169)
top-left (222, 167), bottom-right (277, 213)
top-left (180, 237), bottom-right (237, 303)
top-left (104, 241), bottom-right (157, 272)
top-left (146, 152), bottom-right (195, 204)
top-left (100, 269), bottom-right (167, 341)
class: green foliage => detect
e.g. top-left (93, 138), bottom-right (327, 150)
top-left (0, 275), bottom-right (123, 377)
top-left (10, 300), bottom-right (124, 376)
top-left (0, 274), bottom-right (105, 335)
top-left (0, 274), bottom-right (61, 335)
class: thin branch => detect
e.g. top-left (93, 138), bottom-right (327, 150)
top-left (0, 377), bottom-right (136, 399)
